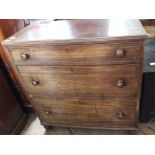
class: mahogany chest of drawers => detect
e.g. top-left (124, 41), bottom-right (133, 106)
top-left (2, 19), bottom-right (146, 131)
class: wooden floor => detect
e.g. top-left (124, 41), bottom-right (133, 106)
top-left (21, 114), bottom-right (155, 135)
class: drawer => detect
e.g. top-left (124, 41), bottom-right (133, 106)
top-left (11, 42), bottom-right (141, 65)
top-left (18, 65), bottom-right (140, 98)
top-left (33, 98), bottom-right (137, 128)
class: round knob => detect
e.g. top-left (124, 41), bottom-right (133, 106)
top-left (117, 112), bottom-right (125, 119)
top-left (116, 80), bottom-right (125, 88)
top-left (32, 79), bottom-right (39, 86)
top-left (21, 53), bottom-right (30, 60)
top-left (44, 109), bottom-right (51, 115)
top-left (116, 49), bottom-right (125, 58)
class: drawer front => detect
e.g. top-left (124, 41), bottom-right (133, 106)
top-left (33, 98), bottom-right (137, 128)
top-left (11, 43), bottom-right (141, 65)
top-left (18, 65), bottom-right (140, 98)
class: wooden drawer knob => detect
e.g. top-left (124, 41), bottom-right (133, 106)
top-left (117, 112), bottom-right (125, 119)
top-left (44, 109), bottom-right (52, 115)
top-left (21, 53), bottom-right (30, 60)
top-left (116, 80), bottom-right (125, 88)
top-left (116, 49), bottom-right (125, 58)
top-left (32, 79), bottom-right (39, 86)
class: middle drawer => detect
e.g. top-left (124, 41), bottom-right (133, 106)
top-left (17, 65), bottom-right (139, 98)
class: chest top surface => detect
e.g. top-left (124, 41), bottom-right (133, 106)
top-left (2, 19), bottom-right (146, 46)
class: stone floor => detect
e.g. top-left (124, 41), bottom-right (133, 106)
top-left (21, 114), bottom-right (155, 135)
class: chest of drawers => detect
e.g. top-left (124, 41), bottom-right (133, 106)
top-left (2, 19), bottom-right (146, 131)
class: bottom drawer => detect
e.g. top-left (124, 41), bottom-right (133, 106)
top-left (33, 98), bottom-right (137, 128)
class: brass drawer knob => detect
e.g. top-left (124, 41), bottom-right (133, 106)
top-left (117, 112), bottom-right (125, 119)
top-left (21, 53), bottom-right (30, 60)
top-left (44, 109), bottom-right (51, 115)
top-left (116, 80), bottom-right (125, 88)
top-left (32, 79), bottom-right (39, 86)
top-left (116, 49), bottom-right (125, 58)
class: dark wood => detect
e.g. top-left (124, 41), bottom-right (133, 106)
top-left (0, 20), bottom-right (29, 134)
top-left (0, 19), bottom-right (29, 39)
top-left (18, 65), bottom-right (140, 98)
top-left (10, 42), bottom-right (141, 66)
top-left (140, 19), bottom-right (155, 26)
top-left (11, 114), bottom-right (28, 135)
top-left (33, 98), bottom-right (137, 128)
top-left (0, 45), bottom-right (33, 112)
top-left (2, 19), bottom-right (146, 131)
top-left (0, 63), bottom-right (27, 134)
top-left (44, 125), bottom-right (53, 131)
top-left (2, 19), bottom-right (146, 46)
top-left (0, 19), bottom-right (32, 112)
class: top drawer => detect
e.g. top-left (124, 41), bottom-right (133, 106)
top-left (10, 42), bottom-right (141, 66)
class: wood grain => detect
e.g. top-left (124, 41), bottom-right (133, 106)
top-left (17, 65), bottom-right (140, 98)
top-left (1, 20), bottom-right (146, 131)
top-left (10, 42), bottom-right (141, 66)
top-left (2, 19), bottom-right (146, 46)
top-left (0, 19), bottom-right (32, 112)
top-left (33, 98), bottom-right (137, 128)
